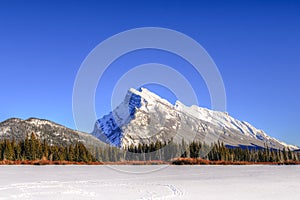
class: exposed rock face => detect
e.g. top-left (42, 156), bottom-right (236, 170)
top-left (92, 88), bottom-right (298, 150)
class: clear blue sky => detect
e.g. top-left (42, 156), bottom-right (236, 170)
top-left (0, 0), bottom-right (299, 146)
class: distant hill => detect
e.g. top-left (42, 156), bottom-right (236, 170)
top-left (0, 118), bottom-right (102, 147)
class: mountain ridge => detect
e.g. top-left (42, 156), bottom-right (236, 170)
top-left (0, 89), bottom-right (298, 151)
top-left (92, 88), bottom-right (299, 150)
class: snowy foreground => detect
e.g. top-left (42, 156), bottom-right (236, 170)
top-left (0, 165), bottom-right (299, 200)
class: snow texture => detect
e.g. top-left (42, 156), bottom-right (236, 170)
top-left (92, 88), bottom-right (298, 150)
top-left (0, 165), bottom-right (299, 200)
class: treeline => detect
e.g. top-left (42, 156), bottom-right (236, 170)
top-left (0, 133), bottom-right (95, 162)
top-left (0, 133), bottom-right (299, 164)
top-left (188, 141), bottom-right (299, 163)
top-left (92, 141), bottom-right (180, 162)
top-left (92, 140), bottom-right (299, 163)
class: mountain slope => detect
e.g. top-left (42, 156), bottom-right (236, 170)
top-left (92, 88), bottom-right (298, 150)
top-left (0, 118), bottom-right (102, 147)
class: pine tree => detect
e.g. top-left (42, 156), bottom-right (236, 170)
top-left (14, 142), bottom-right (22, 160)
top-left (4, 139), bottom-right (14, 160)
top-left (68, 144), bottom-right (75, 161)
top-left (24, 134), bottom-right (31, 160)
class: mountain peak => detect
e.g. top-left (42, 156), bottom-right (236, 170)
top-left (128, 87), bottom-right (173, 107)
top-left (92, 88), bottom-right (298, 150)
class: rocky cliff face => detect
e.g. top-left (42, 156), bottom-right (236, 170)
top-left (92, 88), bottom-right (298, 150)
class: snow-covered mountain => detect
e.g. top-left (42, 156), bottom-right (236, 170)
top-left (0, 118), bottom-right (102, 147)
top-left (92, 88), bottom-right (298, 150)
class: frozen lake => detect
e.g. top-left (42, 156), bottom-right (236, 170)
top-left (0, 165), bottom-right (299, 200)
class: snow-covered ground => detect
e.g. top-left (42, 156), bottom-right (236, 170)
top-left (0, 165), bottom-right (299, 200)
